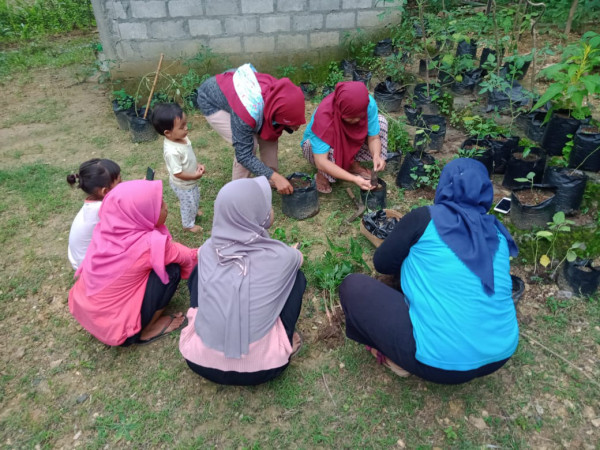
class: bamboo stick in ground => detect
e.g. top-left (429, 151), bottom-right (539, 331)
top-left (143, 53), bottom-right (164, 120)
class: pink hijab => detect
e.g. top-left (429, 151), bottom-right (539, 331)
top-left (312, 81), bottom-right (370, 170)
top-left (75, 180), bottom-right (171, 296)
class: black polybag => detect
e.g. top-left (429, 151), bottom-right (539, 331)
top-left (362, 210), bottom-right (399, 240)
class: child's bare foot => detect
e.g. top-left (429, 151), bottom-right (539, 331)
top-left (184, 225), bottom-right (203, 233)
top-left (197, 209), bottom-right (203, 217)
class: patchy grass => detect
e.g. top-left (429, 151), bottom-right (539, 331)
top-left (0, 33), bottom-right (599, 449)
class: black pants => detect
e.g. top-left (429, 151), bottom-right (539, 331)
top-left (340, 273), bottom-right (509, 385)
top-left (121, 264), bottom-right (182, 346)
top-left (185, 267), bottom-right (306, 386)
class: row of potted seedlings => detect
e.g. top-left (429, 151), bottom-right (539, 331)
top-left (112, 90), bottom-right (159, 143)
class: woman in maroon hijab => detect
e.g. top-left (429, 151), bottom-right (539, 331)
top-left (196, 63), bottom-right (306, 195)
top-left (301, 82), bottom-right (388, 193)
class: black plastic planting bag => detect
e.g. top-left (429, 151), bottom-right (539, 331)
top-left (374, 38), bottom-right (394, 57)
top-left (488, 135), bottom-right (519, 174)
top-left (281, 173), bottom-right (319, 220)
top-left (362, 210), bottom-right (400, 240)
top-left (112, 100), bottom-right (134, 130)
top-left (563, 259), bottom-right (600, 296)
top-left (404, 105), bottom-right (423, 126)
top-left (479, 48), bottom-right (497, 68)
top-left (485, 80), bottom-right (530, 113)
top-left (415, 115), bottom-right (446, 152)
top-left (456, 39), bottom-right (477, 58)
top-left (384, 152), bottom-right (402, 174)
top-left (541, 111), bottom-right (582, 156)
top-left (374, 78), bottom-right (406, 113)
top-left (502, 147), bottom-right (547, 189)
top-left (129, 114), bottom-right (158, 143)
top-left (396, 151), bottom-right (436, 189)
top-left (340, 59), bottom-right (357, 77)
top-left (461, 138), bottom-right (493, 175)
top-left (451, 69), bottom-right (483, 95)
top-left (300, 82), bottom-right (316, 100)
top-left (543, 167), bottom-right (587, 215)
top-left (569, 127), bottom-right (600, 172)
top-left (510, 185), bottom-right (557, 230)
top-left (352, 68), bottom-right (372, 88)
top-left (413, 83), bottom-right (441, 106)
top-left (360, 178), bottom-right (387, 210)
top-left (525, 111), bottom-right (548, 143)
top-left (511, 275), bottom-right (525, 305)
top-left (501, 59), bottom-right (531, 81)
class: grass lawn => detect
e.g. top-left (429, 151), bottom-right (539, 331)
top-left (0, 33), bottom-right (599, 449)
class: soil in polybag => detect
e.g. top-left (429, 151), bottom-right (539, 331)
top-left (502, 147), bottom-right (546, 189)
top-left (360, 178), bottom-right (387, 210)
top-left (414, 115), bottom-right (446, 152)
top-left (510, 185), bottom-right (557, 230)
top-left (404, 105), bottom-right (423, 126)
top-left (413, 83), bottom-right (441, 106)
top-left (543, 167), bottom-right (587, 215)
top-left (362, 210), bottom-right (400, 240)
top-left (352, 68), bottom-right (372, 88)
top-left (461, 138), bottom-right (493, 175)
top-left (374, 78), bottom-right (406, 113)
top-left (281, 173), bottom-right (319, 220)
top-left (129, 114), bottom-right (158, 143)
top-left (569, 125), bottom-right (600, 172)
top-left (541, 111), bottom-right (583, 156)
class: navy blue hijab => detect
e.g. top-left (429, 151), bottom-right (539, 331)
top-left (429, 158), bottom-right (518, 295)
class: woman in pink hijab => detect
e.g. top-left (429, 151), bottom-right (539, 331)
top-left (301, 81), bottom-right (388, 193)
top-left (68, 180), bottom-right (198, 346)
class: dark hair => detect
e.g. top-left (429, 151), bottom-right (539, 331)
top-left (151, 103), bottom-right (184, 136)
top-left (67, 159), bottom-right (121, 195)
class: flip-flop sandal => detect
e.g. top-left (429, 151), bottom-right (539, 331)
top-left (137, 313), bottom-right (187, 346)
top-left (290, 331), bottom-right (304, 358)
top-left (365, 345), bottom-right (411, 377)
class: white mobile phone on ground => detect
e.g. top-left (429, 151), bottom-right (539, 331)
top-left (494, 197), bottom-right (511, 214)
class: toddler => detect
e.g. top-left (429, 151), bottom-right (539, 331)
top-left (67, 158), bottom-right (122, 270)
top-left (152, 103), bottom-right (205, 233)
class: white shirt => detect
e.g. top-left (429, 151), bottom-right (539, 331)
top-left (68, 201), bottom-right (102, 270)
top-left (163, 136), bottom-right (198, 190)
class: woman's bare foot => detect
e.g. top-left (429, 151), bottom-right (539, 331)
top-left (316, 173), bottom-right (332, 194)
top-left (139, 312), bottom-right (185, 344)
top-left (184, 225), bottom-right (203, 233)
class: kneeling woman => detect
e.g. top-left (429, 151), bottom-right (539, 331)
top-left (301, 81), bottom-right (388, 193)
top-left (69, 180), bottom-right (198, 346)
top-left (179, 177), bottom-right (305, 385)
top-left (340, 159), bottom-right (519, 384)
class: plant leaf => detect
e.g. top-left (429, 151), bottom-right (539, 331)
top-left (539, 254), bottom-right (551, 267)
top-left (532, 83), bottom-right (565, 111)
top-left (566, 250), bottom-right (577, 262)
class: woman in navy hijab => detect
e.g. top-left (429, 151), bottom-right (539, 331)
top-left (340, 158), bottom-right (519, 384)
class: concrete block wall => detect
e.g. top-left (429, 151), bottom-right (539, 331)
top-left (92, 0), bottom-right (401, 65)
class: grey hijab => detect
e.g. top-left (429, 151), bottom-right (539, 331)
top-left (194, 177), bottom-right (302, 358)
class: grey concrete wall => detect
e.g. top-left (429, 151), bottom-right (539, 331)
top-left (91, 0), bottom-right (401, 66)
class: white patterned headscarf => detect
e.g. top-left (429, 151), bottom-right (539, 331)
top-left (194, 177), bottom-right (302, 358)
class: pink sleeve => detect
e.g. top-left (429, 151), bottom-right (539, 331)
top-left (165, 241), bottom-right (198, 279)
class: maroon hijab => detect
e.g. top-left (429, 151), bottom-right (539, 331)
top-left (311, 82), bottom-right (370, 170)
top-left (216, 71), bottom-right (305, 142)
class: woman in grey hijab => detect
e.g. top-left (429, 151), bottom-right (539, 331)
top-left (179, 176), bottom-right (305, 385)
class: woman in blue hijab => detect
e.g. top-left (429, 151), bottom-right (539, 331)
top-left (340, 159), bottom-right (519, 384)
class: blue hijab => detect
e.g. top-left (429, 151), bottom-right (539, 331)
top-left (429, 158), bottom-right (518, 295)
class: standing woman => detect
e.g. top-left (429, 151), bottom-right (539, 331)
top-left (301, 81), bottom-right (388, 193)
top-left (69, 180), bottom-right (198, 346)
top-left (196, 63), bottom-right (306, 194)
top-left (179, 176), bottom-right (306, 386)
top-left (340, 159), bottom-right (519, 384)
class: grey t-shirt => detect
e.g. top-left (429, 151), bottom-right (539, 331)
top-left (196, 77), bottom-right (274, 179)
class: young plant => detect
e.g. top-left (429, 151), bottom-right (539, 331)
top-left (112, 88), bottom-right (136, 110)
top-left (514, 171), bottom-right (536, 191)
top-left (532, 31), bottom-right (600, 120)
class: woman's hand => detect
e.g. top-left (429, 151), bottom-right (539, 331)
top-left (354, 175), bottom-right (374, 191)
top-left (373, 153), bottom-right (386, 172)
top-left (270, 172), bottom-right (294, 195)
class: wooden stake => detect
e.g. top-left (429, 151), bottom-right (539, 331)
top-left (143, 53), bottom-right (164, 120)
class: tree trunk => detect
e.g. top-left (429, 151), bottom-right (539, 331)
top-left (565, 0), bottom-right (578, 35)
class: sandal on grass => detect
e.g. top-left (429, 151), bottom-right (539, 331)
top-left (365, 345), bottom-right (411, 378)
top-left (290, 331), bottom-right (304, 358)
top-left (137, 313), bottom-right (187, 346)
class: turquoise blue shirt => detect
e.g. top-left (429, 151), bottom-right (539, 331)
top-left (401, 221), bottom-right (519, 371)
top-left (301, 95), bottom-right (380, 154)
